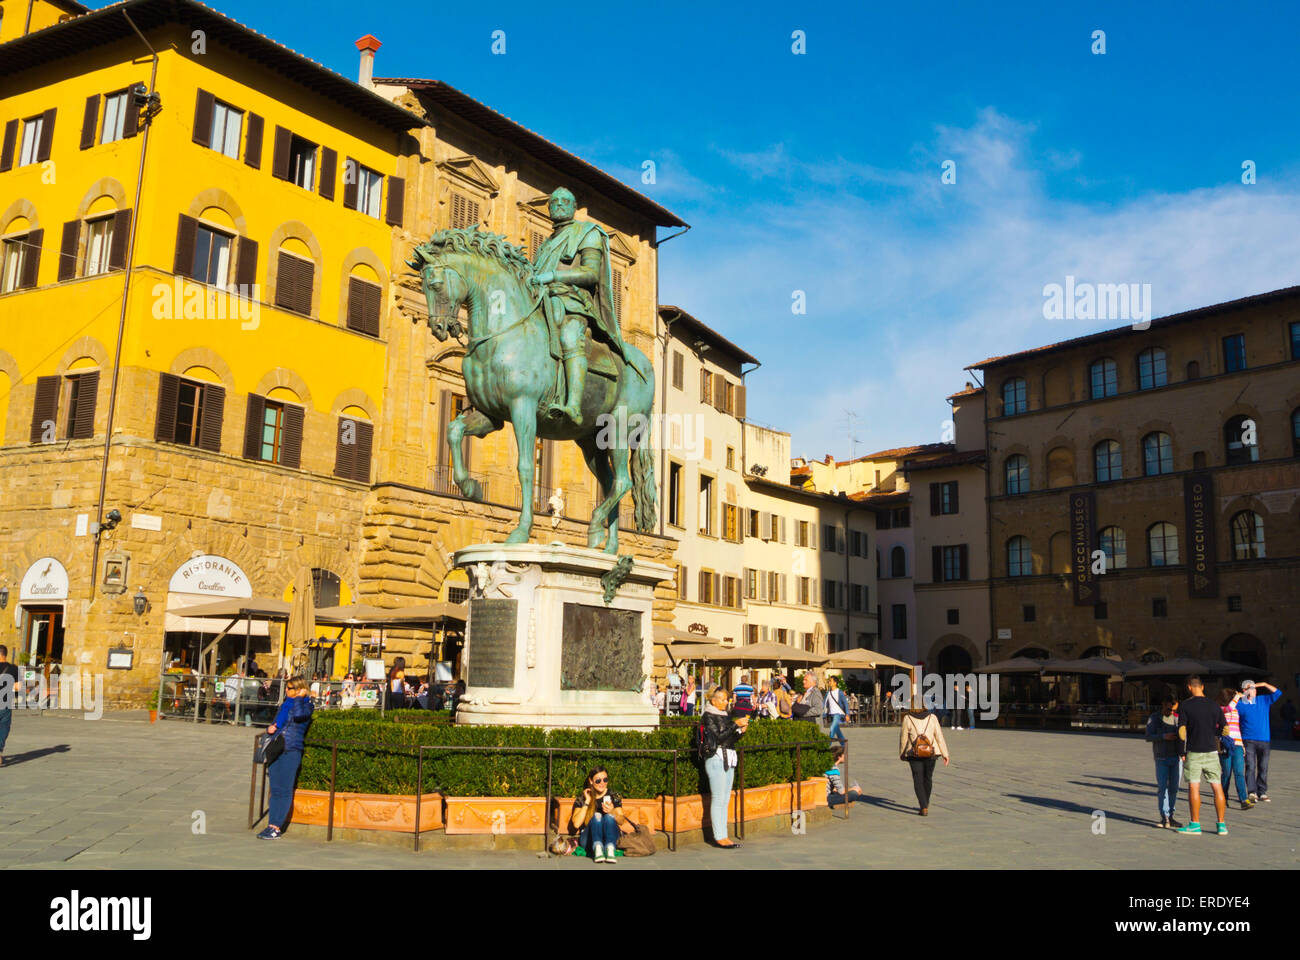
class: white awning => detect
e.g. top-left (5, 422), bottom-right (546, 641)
top-left (165, 592), bottom-right (270, 636)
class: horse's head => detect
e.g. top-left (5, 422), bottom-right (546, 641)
top-left (406, 239), bottom-right (468, 342)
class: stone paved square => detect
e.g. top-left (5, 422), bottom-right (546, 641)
top-left (1, 712), bottom-right (1296, 870)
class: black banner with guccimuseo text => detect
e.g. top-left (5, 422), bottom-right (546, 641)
top-left (1070, 490), bottom-right (1098, 605)
top-left (1184, 472), bottom-right (1218, 599)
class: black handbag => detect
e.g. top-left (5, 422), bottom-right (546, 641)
top-left (256, 731), bottom-right (285, 765)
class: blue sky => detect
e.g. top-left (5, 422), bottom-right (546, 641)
top-left (184, 0), bottom-right (1300, 459)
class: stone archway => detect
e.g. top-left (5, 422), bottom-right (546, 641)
top-left (1222, 633), bottom-right (1266, 670)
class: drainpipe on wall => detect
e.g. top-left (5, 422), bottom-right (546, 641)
top-left (89, 11), bottom-right (159, 602)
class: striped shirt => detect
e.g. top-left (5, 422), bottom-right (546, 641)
top-left (1221, 701), bottom-right (1243, 746)
top-left (734, 683), bottom-right (754, 706)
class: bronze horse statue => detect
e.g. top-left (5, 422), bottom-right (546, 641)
top-left (408, 228), bottom-right (657, 553)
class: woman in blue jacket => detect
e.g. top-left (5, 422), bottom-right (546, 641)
top-left (258, 677), bottom-right (314, 840)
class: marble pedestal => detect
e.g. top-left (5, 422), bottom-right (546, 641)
top-left (452, 542), bottom-right (671, 730)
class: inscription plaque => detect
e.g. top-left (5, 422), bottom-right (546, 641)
top-left (467, 598), bottom-right (518, 688)
top-left (561, 603), bottom-right (642, 691)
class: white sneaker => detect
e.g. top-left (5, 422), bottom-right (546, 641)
top-left (955, 726), bottom-right (963, 730)
top-left (593, 841), bottom-right (604, 862)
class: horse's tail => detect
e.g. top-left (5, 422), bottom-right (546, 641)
top-left (630, 419), bottom-right (657, 533)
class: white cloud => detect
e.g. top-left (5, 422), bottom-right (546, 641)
top-left (660, 109), bottom-right (1300, 459)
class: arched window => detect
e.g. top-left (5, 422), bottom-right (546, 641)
top-left (890, 545), bottom-right (907, 578)
top-left (1291, 408), bottom-right (1299, 457)
top-left (1002, 377), bottom-right (1027, 416)
top-left (1224, 415), bottom-right (1259, 465)
top-left (345, 264), bottom-right (382, 337)
top-left (1005, 454), bottom-right (1028, 494)
top-left (1046, 446), bottom-right (1074, 488)
top-left (1142, 432), bottom-right (1173, 475)
top-left (1094, 439), bottom-right (1122, 482)
top-left (1186, 360), bottom-right (1200, 380)
top-left (1147, 522), bottom-right (1179, 566)
top-left (1007, 536), bottom-right (1033, 577)
top-left (311, 569), bottom-right (342, 607)
top-left (1098, 526), bottom-right (1127, 570)
top-left (1230, 511), bottom-right (1265, 560)
top-left (1089, 358), bottom-right (1118, 399)
top-left (1137, 348), bottom-right (1167, 390)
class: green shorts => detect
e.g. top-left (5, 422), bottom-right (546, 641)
top-left (1184, 751), bottom-right (1220, 785)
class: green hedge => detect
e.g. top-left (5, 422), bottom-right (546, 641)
top-left (298, 715), bottom-right (831, 798)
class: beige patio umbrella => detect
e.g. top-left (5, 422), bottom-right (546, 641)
top-left (701, 641), bottom-right (829, 667)
top-left (823, 648), bottom-right (913, 670)
top-left (284, 568), bottom-right (316, 674)
top-left (812, 622), bottom-right (827, 656)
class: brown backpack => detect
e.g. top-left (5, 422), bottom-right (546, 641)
top-left (912, 733), bottom-right (935, 759)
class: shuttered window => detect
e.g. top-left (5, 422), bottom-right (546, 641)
top-left (83, 216), bottom-right (113, 276)
top-left (611, 267), bottom-right (623, 322)
top-left (242, 395), bottom-right (305, 467)
top-left (449, 192), bottom-right (479, 229)
top-left (64, 370), bottom-right (100, 439)
top-left (1, 231), bottom-right (42, 292)
top-left (346, 276), bottom-right (382, 337)
top-left (353, 164), bottom-right (382, 217)
top-left (700, 369), bottom-right (711, 403)
top-left (318, 147), bottom-right (337, 201)
top-left (80, 94), bottom-right (100, 149)
top-left (529, 230), bottom-right (545, 258)
top-left (29, 376), bottom-right (60, 444)
top-left (101, 91), bottom-right (130, 143)
top-left (16, 110), bottom-right (55, 167)
top-left (154, 373), bottom-right (224, 451)
top-left (275, 250), bottom-right (314, 316)
top-left (672, 351), bottom-right (684, 390)
top-left (244, 113), bottom-right (263, 168)
top-left (334, 416), bottom-right (373, 483)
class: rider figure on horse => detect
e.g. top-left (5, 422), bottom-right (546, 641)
top-left (530, 187), bottom-right (630, 426)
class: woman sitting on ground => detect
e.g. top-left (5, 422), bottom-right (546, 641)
top-left (570, 766), bottom-right (634, 863)
top-left (825, 744), bottom-right (865, 807)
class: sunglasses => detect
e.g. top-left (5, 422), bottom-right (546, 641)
top-left (592, 776), bottom-right (608, 784)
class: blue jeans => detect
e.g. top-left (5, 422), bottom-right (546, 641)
top-left (267, 749), bottom-right (303, 830)
top-left (1220, 742), bottom-right (1247, 802)
top-left (0, 709), bottom-right (11, 752)
top-left (966, 708), bottom-right (976, 728)
top-left (1154, 756), bottom-right (1179, 819)
top-left (828, 714), bottom-right (846, 742)
top-left (1243, 740), bottom-right (1269, 796)
top-left (579, 812), bottom-right (619, 854)
top-left (703, 752), bottom-right (735, 842)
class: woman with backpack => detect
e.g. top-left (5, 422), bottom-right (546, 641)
top-left (700, 685), bottom-right (749, 848)
top-left (899, 706), bottom-right (949, 816)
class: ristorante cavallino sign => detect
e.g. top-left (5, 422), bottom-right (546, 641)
top-left (1184, 472), bottom-right (1218, 598)
top-left (1069, 491), bottom-right (1098, 605)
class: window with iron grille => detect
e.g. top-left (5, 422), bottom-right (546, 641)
top-left (1227, 595), bottom-right (1242, 612)
top-left (448, 586), bottom-right (469, 605)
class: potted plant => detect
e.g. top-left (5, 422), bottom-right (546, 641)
top-left (146, 689), bottom-right (159, 723)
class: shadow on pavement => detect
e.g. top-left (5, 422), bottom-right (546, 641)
top-left (1, 744), bottom-right (71, 766)
top-left (1069, 779), bottom-right (1160, 798)
top-left (854, 793), bottom-right (919, 815)
top-left (1005, 793), bottom-right (1156, 828)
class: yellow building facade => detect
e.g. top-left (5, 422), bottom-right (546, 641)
top-left (0, 0), bottom-right (685, 705)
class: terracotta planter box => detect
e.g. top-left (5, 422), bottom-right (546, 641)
top-left (292, 790), bottom-right (443, 832)
top-left (444, 797), bottom-right (549, 835)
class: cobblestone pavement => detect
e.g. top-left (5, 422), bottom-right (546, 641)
top-left (1, 711), bottom-right (1296, 869)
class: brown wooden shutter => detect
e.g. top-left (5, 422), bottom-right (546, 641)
top-left (678, 566), bottom-right (688, 600)
top-left (950, 481), bottom-right (959, 514)
top-left (352, 419), bottom-right (373, 483)
top-left (36, 108), bottom-right (56, 162)
top-left (70, 370), bottom-right (99, 439)
top-left (700, 369), bottom-right (709, 402)
top-left (123, 86), bottom-right (140, 139)
top-left (385, 176), bottom-right (404, 226)
top-left (342, 158), bottom-right (358, 209)
top-left (244, 113), bottom-right (263, 168)
top-left (698, 570), bottom-right (707, 604)
top-left (714, 374), bottom-right (726, 411)
top-left (108, 208), bottom-right (131, 270)
top-left (735, 384), bottom-right (746, 420)
top-left (276, 251), bottom-right (313, 315)
top-left (154, 372), bottom-right (180, 441)
top-left (58, 221), bottom-right (79, 281)
top-left (20, 229), bottom-right (42, 288)
top-left (333, 418), bottom-right (355, 479)
top-left (198, 383), bottom-right (225, 452)
top-left (242, 393), bottom-right (266, 460)
top-left (931, 545), bottom-right (942, 582)
top-left (958, 544), bottom-right (969, 580)
top-left (80, 94), bottom-right (100, 149)
top-left (173, 214), bottom-right (197, 278)
top-left (347, 276), bottom-right (381, 337)
top-left (280, 403), bottom-right (305, 469)
top-left (1, 120), bottom-right (17, 171)
top-left (192, 89), bottom-right (214, 147)
top-left (270, 125), bottom-right (291, 180)
top-left (235, 236), bottom-right (257, 289)
top-left (929, 482), bottom-right (941, 516)
top-left (29, 376), bottom-right (60, 444)
top-left (318, 147), bottom-right (337, 201)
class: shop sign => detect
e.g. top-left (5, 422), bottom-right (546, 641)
top-left (167, 555), bottom-right (253, 598)
top-left (20, 558), bottom-right (69, 602)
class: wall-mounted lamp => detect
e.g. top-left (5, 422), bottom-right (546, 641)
top-left (133, 586), bottom-right (150, 616)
